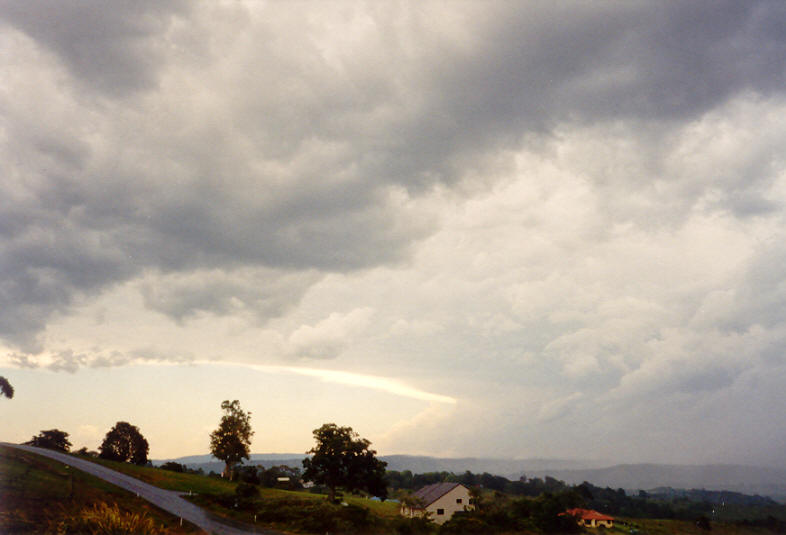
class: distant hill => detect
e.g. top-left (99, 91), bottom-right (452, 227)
top-left (153, 453), bottom-right (308, 475)
top-left (155, 453), bottom-right (307, 466)
top-left (647, 487), bottom-right (777, 506)
top-left (154, 453), bottom-right (605, 476)
top-left (379, 455), bottom-right (607, 475)
top-left (153, 453), bottom-right (786, 502)
top-left (526, 464), bottom-right (786, 502)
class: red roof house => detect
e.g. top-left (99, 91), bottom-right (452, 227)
top-left (562, 508), bottom-right (615, 528)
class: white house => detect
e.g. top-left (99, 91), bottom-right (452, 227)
top-left (400, 482), bottom-right (474, 525)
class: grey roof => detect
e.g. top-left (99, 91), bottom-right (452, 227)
top-left (411, 482), bottom-right (463, 507)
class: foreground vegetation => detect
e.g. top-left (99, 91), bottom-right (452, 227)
top-left (0, 445), bottom-right (198, 534)
top-left (70, 453), bottom-right (786, 535)
top-left (6, 443), bottom-right (786, 534)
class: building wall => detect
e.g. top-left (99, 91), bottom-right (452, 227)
top-left (425, 485), bottom-right (473, 525)
top-left (580, 518), bottom-right (614, 528)
top-left (400, 485), bottom-right (474, 525)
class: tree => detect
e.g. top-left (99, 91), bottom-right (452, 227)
top-left (0, 376), bottom-right (13, 399)
top-left (302, 423), bottom-right (387, 502)
top-left (209, 400), bottom-right (253, 480)
top-left (25, 429), bottom-right (72, 452)
top-left (99, 421), bottom-right (149, 465)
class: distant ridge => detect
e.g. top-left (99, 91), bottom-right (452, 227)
top-left (153, 453), bottom-right (786, 501)
top-left (156, 453), bottom-right (307, 465)
top-left (379, 455), bottom-right (608, 475)
top-left (527, 463), bottom-right (786, 501)
top-left (154, 453), bottom-right (605, 476)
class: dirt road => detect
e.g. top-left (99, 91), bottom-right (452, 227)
top-left (1, 442), bottom-right (277, 535)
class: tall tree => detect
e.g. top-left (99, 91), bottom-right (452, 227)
top-left (99, 421), bottom-right (150, 465)
top-left (210, 400), bottom-right (253, 480)
top-left (302, 423), bottom-right (387, 502)
top-left (0, 376), bottom-right (13, 399)
top-left (25, 429), bottom-right (72, 452)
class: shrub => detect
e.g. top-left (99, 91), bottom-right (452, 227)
top-left (235, 482), bottom-right (259, 499)
top-left (24, 429), bottom-right (72, 452)
top-left (55, 502), bottom-right (164, 534)
top-left (390, 515), bottom-right (435, 535)
top-left (236, 465), bottom-right (260, 484)
top-left (159, 461), bottom-right (185, 472)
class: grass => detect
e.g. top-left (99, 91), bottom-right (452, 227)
top-left (9, 449), bottom-right (773, 535)
top-left (186, 491), bottom-right (403, 534)
top-left (82, 455), bottom-right (236, 494)
top-left (74, 453), bottom-right (402, 532)
top-left (612, 517), bottom-right (776, 535)
top-left (0, 445), bottom-right (200, 534)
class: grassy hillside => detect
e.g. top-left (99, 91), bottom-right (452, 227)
top-left (6, 446), bottom-right (778, 535)
top-left (0, 445), bottom-right (199, 534)
top-left (76, 453), bottom-right (402, 533)
top-left (614, 517), bottom-right (777, 535)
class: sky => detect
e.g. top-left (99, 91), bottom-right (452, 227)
top-left (1, 1), bottom-right (786, 466)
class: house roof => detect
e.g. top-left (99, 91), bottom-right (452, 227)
top-left (564, 508), bottom-right (615, 521)
top-left (411, 482), bottom-right (464, 507)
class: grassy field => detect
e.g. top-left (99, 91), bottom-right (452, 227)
top-left (612, 517), bottom-right (777, 535)
top-left (84, 454), bottom-right (236, 494)
top-left (76, 453), bottom-right (402, 533)
top-left (4, 447), bottom-right (779, 535)
top-left (79, 454), bottom-right (400, 514)
top-left (0, 445), bottom-right (200, 534)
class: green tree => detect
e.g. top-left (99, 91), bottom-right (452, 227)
top-left (99, 421), bottom-right (149, 465)
top-left (302, 423), bottom-right (387, 502)
top-left (209, 400), bottom-right (253, 480)
top-left (0, 376), bottom-right (13, 399)
top-left (25, 429), bottom-right (72, 452)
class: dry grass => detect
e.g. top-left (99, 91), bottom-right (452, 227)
top-left (52, 501), bottom-right (166, 534)
top-left (0, 445), bottom-right (199, 534)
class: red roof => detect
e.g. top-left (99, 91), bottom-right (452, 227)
top-left (563, 508), bottom-right (614, 521)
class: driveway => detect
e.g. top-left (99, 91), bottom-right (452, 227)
top-left (1, 443), bottom-right (278, 535)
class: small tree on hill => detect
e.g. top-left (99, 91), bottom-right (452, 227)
top-left (0, 376), bottom-right (13, 399)
top-left (25, 429), bottom-right (72, 452)
top-left (209, 400), bottom-right (253, 480)
top-left (99, 421), bottom-right (149, 465)
top-left (302, 423), bottom-right (387, 502)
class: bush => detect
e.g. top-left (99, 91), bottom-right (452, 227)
top-left (440, 511), bottom-right (497, 534)
top-left (24, 429), bottom-right (72, 452)
top-left (236, 465), bottom-right (260, 484)
top-left (390, 515), bottom-right (435, 535)
top-left (235, 482), bottom-right (259, 499)
top-left (224, 495), bottom-right (379, 534)
top-left (54, 502), bottom-right (164, 534)
top-left (159, 461), bottom-right (185, 473)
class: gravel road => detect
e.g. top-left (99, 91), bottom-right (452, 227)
top-left (1, 442), bottom-right (278, 535)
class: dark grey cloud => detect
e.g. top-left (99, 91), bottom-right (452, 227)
top-left (139, 268), bottom-right (321, 323)
top-left (2, 0), bottom-right (785, 355)
top-left (0, 0), bottom-right (189, 96)
top-left (429, 2), bottom-right (786, 130)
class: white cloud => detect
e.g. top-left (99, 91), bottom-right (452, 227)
top-left (287, 308), bottom-right (375, 360)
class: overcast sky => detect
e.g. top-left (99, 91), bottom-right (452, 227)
top-left (2, 1), bottom-right (786, 466)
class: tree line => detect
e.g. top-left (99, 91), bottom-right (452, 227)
top-left (23, 422), bottom-right (149, 465)
top-left (21, 399), bottom-right (389, 504)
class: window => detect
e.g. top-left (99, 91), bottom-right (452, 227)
top-left (456, 498), bottom-right (462, 504)
top-left (436, 509), bottom-right (444, 515)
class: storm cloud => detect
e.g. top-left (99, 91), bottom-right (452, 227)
top-left (2, 1), bottom-right (786, 465)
